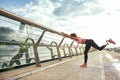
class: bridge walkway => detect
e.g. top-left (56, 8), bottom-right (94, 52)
top-left (1, 51), bottom-right (120, 80)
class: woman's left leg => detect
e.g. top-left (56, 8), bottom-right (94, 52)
top-left (87, 39), bottom-right (107, 50)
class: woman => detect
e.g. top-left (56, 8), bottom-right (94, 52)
top-left (62, 32), bottom-right (116, 67)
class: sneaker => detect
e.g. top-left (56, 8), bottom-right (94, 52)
top-left (108, 38), bottom-right (116, 45)
top-left (80, 63), bottom-right (87, 68)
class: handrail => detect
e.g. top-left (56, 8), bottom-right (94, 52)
top-left (0, 8), bottom-right (62, 36)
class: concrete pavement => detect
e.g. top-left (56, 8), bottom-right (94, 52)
top-left (0, 51), bottom-right (120, 80)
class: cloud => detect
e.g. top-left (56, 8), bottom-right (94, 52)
top-left (8, 0), bottom-right (118, 29)
top-left (1, 0), bottom-right (120, 47)
top-left (3, 0), bottom-right (120, 31)
top-left (98, 0), bottom-right (120, 14)
top-left (9, 0), bottom-right (57, 29)
top-left (53, 0), bottom-right (85, 16)
top-left (52, 0), bottom-right (105, 16)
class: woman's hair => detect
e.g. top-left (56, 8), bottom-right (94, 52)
top-left (70, 33), bottom-right (77, 37)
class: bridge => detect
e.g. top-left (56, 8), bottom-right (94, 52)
top-left (0, 8), bottom-right (120, 80)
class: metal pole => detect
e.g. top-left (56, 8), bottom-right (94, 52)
top-left (33, 30), bottom-right (46, 67)
top-left (68, 41), bottom-right (74, 58)
top-left (57, 37), bottom-right (65, 61)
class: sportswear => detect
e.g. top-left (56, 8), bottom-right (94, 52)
top-left (77, 37), bottom-right (82, 44)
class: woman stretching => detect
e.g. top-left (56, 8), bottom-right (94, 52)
top-left (62, 32), bottom-right (116, 67)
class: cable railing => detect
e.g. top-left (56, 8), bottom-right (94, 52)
top-left (0, 8), bottom-right (89, 71)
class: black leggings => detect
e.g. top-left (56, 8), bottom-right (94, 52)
top-left (84, 39), bottom-right (106, 63)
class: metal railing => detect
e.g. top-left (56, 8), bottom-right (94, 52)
top-left (0, 8), bottom-right (87, 71)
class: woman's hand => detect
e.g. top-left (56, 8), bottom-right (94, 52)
top-left (61, 32), bottom-right (70, 37)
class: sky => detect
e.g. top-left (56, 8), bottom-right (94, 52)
top-left (0, 0), bottom-right (120, 48)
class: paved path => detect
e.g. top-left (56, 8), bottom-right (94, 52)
top-left (0, 51), bottom-right (120, 80)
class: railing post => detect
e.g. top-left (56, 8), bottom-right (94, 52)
top-left (24, 38), bottom-right (35, 63)
top-left (57, 37), bottom-right (65, 61)
top-left (75, 44), bottom-right (79, 56)
top-left (33, 30), bottom-right (46, 67)
top-left (63, 43), bottom-right (69, 57)
top-left (68, 41), bottom-right (74, 58)
top-left (48, 41), bottom-right (58, 59)
top-left (62, 48), bottom-right (66, 57)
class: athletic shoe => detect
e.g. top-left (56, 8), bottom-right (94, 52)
top-left (108, 38), bottom-right (116, 45)
top-left (80, 63), bottom-right (87, 68)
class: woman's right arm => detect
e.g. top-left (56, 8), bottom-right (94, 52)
top-left (61, 32), bottom-right (72, 39)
